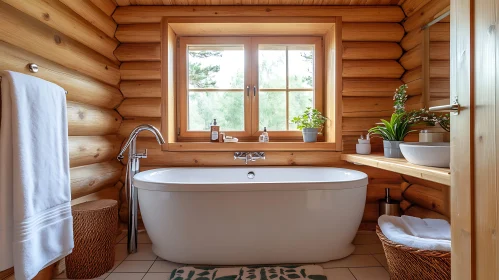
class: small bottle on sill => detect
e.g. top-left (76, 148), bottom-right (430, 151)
top-left (259, 127), bottom-right (270, 143)
top-left (210, 119), bottom-right (220, 142)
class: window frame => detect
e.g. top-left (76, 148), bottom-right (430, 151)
top-left (177, 36), bottom-right (323, 142)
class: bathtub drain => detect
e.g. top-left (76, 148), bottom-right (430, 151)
top-left (247, 171), bottom-right (255, 179)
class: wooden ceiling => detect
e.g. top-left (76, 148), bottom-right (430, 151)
top-left (115, 0), bottom-right (402, 6)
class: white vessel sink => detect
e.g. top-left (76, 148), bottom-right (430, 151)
top-left (399, 142), bottom-right (450, 168)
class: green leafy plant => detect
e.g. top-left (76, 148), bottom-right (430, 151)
top-left (368, 113), bottom-right (416, 141)
top-left (291, 107), bottom-right (328, 130)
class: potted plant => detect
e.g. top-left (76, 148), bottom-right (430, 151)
top-left (368, 113), bottom-right (415, 158)
top-left (291, 107), bottom-right (327, 143)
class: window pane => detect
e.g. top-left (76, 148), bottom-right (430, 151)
top-left (289, 91), bottom-right (314, 130)
top-left (188, 91), bottom-right (244, 131)
top-left (288, 46), bottom-right (314, 89)
top-left (259, 91), bottom-right (286, 131)
top-left (258, 45), bottom-right (286, 89)
top-left (188, 45), bottom-right (244, 89)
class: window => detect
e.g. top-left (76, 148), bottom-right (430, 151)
top-left (178, 37), bottom-right (323, 141)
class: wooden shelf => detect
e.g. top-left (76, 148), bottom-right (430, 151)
top-left (341, 153), bottom-right (451, 186)
top-left (167, 142), bottom-right (338, 152)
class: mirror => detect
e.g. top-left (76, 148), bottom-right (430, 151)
top-left (422, 13), bottom-right (450, 108)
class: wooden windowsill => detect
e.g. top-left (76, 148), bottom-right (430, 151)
top-left (341, 153), bottom-right (451, 186)
top-left (167, 142), bottom-right (337, 152)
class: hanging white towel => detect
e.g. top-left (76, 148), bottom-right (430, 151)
top-left (401, 215), bottom-right (451, 240)
top-left (0, 71), bottom-right (74, 280)
top-left (378, 215), bottom-right (451, 252)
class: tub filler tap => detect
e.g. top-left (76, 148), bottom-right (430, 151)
top-left (234, 152), bottom-right (266, 164)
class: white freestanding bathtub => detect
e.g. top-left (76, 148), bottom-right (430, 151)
top-left (133, 167), bottom-right (368, 265)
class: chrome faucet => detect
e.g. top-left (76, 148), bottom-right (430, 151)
top-left (234, 152), bottom-right (266, 164)
top-left (117, 124), bottom-right (165, 254)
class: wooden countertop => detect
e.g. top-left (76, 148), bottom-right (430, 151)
top-left (341, 153), bottom-right (451, 186)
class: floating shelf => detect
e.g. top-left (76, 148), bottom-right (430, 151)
top-left (341, 154), bottom-right (451, 186)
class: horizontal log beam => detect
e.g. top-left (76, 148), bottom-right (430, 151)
top-left (70, 161), bottom-right (123, 199)
top-left (120, 80), bottom-right (161, 98)
top-left (0, 2), bottom-right (120, 86)
top-left (362, 203), bottom-right (379, 222)
top-left (69, 135), bottom-right (123, 168)
top-left (403, 0), bottom-right (450, 32)
top-left (89, 0), bottom-right (117, 16)
top-left (367, 183), bottom-right (402, 203)
top-left (342, 23), bottom-right (404, 42)
top-left (71, 184), bottom-right (119, 206)
top-left (399, 44), bottom-right (422, 70)
top-left (401, 66), bottom-right (422, 83)
top-left (115, 23), bottom-right (161, 43)
top-left (401, 182), bottom-right (446, 215)
top-left (405, 79), bottom-right (423, 96)
top-left (116, 98), bottom-right (161, 118)
top-left (0, 41), bottom-right (123, 109)
top-left (342, 97), bottom-right (394, 118)
top-left (119, 118), bottom-right (162, 138)
top-left (342, 42), bottom-right (402, 60)
top-left (401, 0), bottom-right (433, 17)
top-left (59, 0), bottom-right (117, 38)
top-left (3, 0), bottom-right (119, 63)
top-left (120, 62), bottom-right (161, 80)
top-left (400, 28), bottom-right (422, 51)
top-left (67, 101), bottom-right (122, 136)
top-left (342, 78), bottom-right (403, 97)
top-left (113, 6), bottom-right (405, 24)
top-left (114, 43), bottom-right (161, 61)
top-left (343, 60), bottom-right (405, 78)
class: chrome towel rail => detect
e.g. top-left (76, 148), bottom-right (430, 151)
top-left (0, 63), bottom-right (68, 95)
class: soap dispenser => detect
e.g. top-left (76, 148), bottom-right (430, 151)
top-left (259, 127), bottom-right (269, 142)
top-left (210, 119), bottom-right (220, 142)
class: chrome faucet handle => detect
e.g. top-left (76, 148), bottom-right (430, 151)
top-left (134, 149), bottom-right (148, 159)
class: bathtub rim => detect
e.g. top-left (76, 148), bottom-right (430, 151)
top-left (133, 166), bottom-right (368, 192)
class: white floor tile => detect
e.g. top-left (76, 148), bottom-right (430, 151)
top-left (353, 244), bottom-right (385, 255)
top-left (53, 271), bottom-right (108, 280)
top-left (323, 268), bottom-right (356, 280)
top-left (115, 243), bottom-right (129, 261)
top-left (142, 273), bottom-right (171, 280)
top-left (353, 234), bottom-right (381, 245)
top-left (149, 261), bottom-right (183, 273)
top-left (106, 273), bottom-right (146, 280)
top-left (114, 261), bottom-right (154, 273)
top-left (320, 255), bottom-right (381, 268)
top-left (109, 260), bottom-right (123, 272)
top-left (349, 267), bottom-right (390, 280)
top-left (125, 244), bottom-right (157, 260)
top-left (373, 254), bottom-right (388, 268)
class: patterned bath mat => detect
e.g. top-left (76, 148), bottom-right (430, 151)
top-left (170, 265), bottom-right (326, 280)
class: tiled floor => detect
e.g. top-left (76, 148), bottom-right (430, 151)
top-left (54, 230), bottom-right (390, 280)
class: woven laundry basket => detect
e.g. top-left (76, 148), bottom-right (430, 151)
top-left (376, 226), bottom-right (451, 280)
top-left (66, 199), bottom-right (118, 279)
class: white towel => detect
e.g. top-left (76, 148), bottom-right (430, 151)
top-left (401, 215), bottom-right (451, 240)
top-left (0, 71), bottom-right (74, 280)
top-left (378, 215), bottom-right (451, 252)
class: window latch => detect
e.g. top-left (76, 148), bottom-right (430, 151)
top-left (246, 85), bottom-right (250, 97)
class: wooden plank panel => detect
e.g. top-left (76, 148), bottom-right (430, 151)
top-left (115, 23), bottom-right (161, 42)
top-left (399, 44), bottom-right (422, 70)
top-left (342, 117), bottom-right (385, 134)
top-left (120, 62), bottom-right (161, 80)
top-left (342, 97), bottom-right (394, 118)
top-left (113, 6), bottom-right (405, 24)
top-left (59, 0), bottom-right (117, 38)
top-left (342, 23), bottom-right (404, 42)
top-left (114, 43), bottom-right (161, 61)
top-left (0, 2), bottom-right (120, 86)
top-left (430, 60), bottom-right (450, 78)
top-left (429, 78), bottom-right (450, 93)
top-left (89, 0), bottom-right (117, 16)
top-left (403, 0), bottom-right (451, 32)
top-left (342, 42), bottom-right (402, 60)
top-left (429, 23), bottom-right (450, 42)
top-left (342, 60), bottom-right (405, 78)
top-left (429, 42), bottom-right (450, 60)
top-left (67, 101), bottom-right (122, 136)
top-left (118, 118), bottom-right (161, 138)
top-left (69, 135), bottom-right (123, 168)
top-left (3, 0), bottom-right (119, 63)
top-left (0, 41), bottom-right (123, 109)
top-left (70, 161), bottom-right (123, 199)
top-left (342, 78), bottom-right (402, 97)
top-left (117, 98), bottom-right (161, 118)
top-left (120, 80), bottom-right (161, 98)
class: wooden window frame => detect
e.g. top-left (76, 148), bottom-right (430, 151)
top-left (160, 16), bottom-right (342, 152)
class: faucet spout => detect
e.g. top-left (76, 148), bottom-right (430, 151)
top-left (118, 124), bottom-right (165, 160)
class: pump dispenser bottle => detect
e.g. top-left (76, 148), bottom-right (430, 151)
top-left (210, 119), bottom-right (220, 142)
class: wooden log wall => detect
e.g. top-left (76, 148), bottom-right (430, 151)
top-left (398, 0), bottom-right (450, 107)
top-left (0, 1), bottom-right (124, 206)
top-left (112, 6), bottom-right (407, 224)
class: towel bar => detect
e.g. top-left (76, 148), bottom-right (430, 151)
top-left (0, 75), bottom-right (68, 95)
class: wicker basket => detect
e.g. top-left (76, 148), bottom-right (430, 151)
top-left (376, 226), bottom-right (451, 280)
top-left (66, 200), bottom-right (118, 279)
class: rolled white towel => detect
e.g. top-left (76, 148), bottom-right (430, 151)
top-left (378, 215), bottom-right (451, 252)
top-left (401, 215), bottom-right (451, 241)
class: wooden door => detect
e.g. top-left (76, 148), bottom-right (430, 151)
top-left (451, 0), bottom-right (499, 279)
